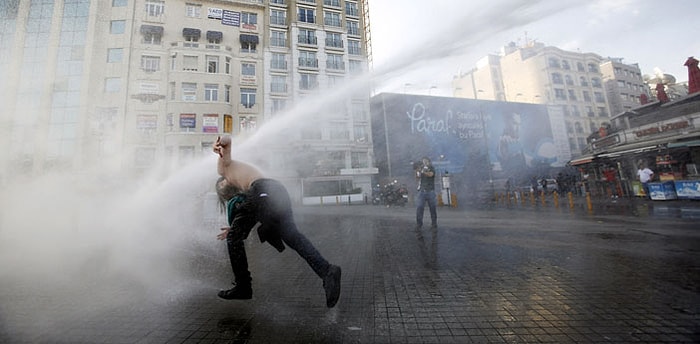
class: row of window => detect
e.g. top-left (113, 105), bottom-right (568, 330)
top-left (561, 104), bottom-right (609, 118)
top-left (553, 88), bottom-right (606, 103)
top-left (548, 57), bottom-right (600, 73)
top-left (567, 121), bottom-right (606, 135)
top-left (551, 73), bottom-right (602, 88)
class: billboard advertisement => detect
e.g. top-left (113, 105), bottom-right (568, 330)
top-left (370, 93), bottom-right (570, 196)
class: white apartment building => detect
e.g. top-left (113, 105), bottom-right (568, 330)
top-left (261, 0), bottom-right (375, 201)
top-left (1, 0), bottom-right (374, 199)
top-left (453, 41), bottom-right (650, 156)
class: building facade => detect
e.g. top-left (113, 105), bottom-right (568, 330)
top-left (0, 0), bottom-right (374, 200)
top-left (452, 41), bottom-right (650, 158)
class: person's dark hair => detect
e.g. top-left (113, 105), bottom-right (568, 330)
top-left (216, 176), bottom-right (241, 213)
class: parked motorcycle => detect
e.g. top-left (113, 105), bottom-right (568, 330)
top-left (381, 180), bottom-right (408, 207)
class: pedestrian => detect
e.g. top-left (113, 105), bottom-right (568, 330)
top-left (213, 135), bottom-right (341, 308)
top-left (415, 156), bottom-right (437, 228)
top-left (637, 162), bottom-right (654, 199)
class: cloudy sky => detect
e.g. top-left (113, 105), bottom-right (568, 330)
top-left (367, 0), bottom-right (699, 95)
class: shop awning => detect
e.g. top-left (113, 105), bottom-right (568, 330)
top-left (239, 34), bottom-right (259, 44)
top-left (569, 156), bottom-right (595, 166)
top-left (140, 25), bottom-right (163, 35)
top-left (206, 30), bottom-right (222, 41)
top-left (182, 28), bottom-right (201, 39)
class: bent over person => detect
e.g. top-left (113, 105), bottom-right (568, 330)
top-left (213, 135), bottom-right (342, 308)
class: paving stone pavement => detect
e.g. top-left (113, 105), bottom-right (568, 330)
top-left (1, 203), bottom-right (699, 343)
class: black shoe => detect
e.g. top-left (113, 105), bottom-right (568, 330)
top-left (323, 265), bottom-right (341, 308)
top-left (218, 284), bottom-right (252, 300)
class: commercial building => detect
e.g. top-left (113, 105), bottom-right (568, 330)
top-left (0, 0), bottom-right (374, 201)
top-left (452, 40), bottom-right (650, 157)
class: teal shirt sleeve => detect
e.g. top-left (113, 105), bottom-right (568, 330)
top-left (225, 194), bottom-right (247, 226)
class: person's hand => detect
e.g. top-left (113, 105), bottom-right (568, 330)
top-left (217, 227), bottom-right (230, 240)
top-left (213, 136), bottom-right (231, 157)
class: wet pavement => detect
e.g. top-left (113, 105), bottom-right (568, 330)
top-left (1, 198), bottom-right (699, 343)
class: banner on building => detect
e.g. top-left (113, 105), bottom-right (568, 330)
top-left (222, 10), bottom-right (240, 27)
top-left (180, 113), bottom-right (196, 129)
top-left (203, 114), bottom-right (218, 133)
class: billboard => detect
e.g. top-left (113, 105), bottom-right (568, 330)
top-left (370, 93), bottom-right (570, 194)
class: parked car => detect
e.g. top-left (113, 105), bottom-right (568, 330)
top-left (537, 178), bottom-right (559, 193)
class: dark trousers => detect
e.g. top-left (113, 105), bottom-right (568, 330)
top-left (227, 179), bottom-right (331, 286)
top-left (416, 190), bottom-right (437, 226)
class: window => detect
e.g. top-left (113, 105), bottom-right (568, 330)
top-left (271, 0), bottom-right (286, 4)
top-left (348, 60), bottom-right (362, 73)
top-left (299, 51), bottom-right (318, 68)
top-left (585, 106), bottom-right (594, 117)
top-left (183, 55), bottom-right (198, 71)
top-left (107, 48), bottom-right (123, 63)
top-left (145, 0), bottom-right (164, 17)
top-left (241, 41), bottom-right (256, 53)
top-left (326, 54), bottom-right (344, 70)
top-left (182, 82), bottom-right (196, 101)
top-left (598, 107), bottom-right (608, 117)
top-left (141, 55), bottom-right (160, 72)
top-left (143, 32), bottom-right (161, 44)
top-left (225, 85), bottom-right (231, 103)
top-left (579, 76), bottom-right (588, 86)
top-left (347, 20), bottom-right (359, 36)
top-left (328, 75), bottom-right (344, 87)
top-left (299, 29), bottom-right (317, 45)
top-left (169, 82), bottom-right (176, 100)
top-left (577, 62), bottom-right (585, 72)
top-left (565, 75), bottom-right (573, 85)
top-left (299, 73), bottom-right (318, 90)
top-left (110, 20), bottom-right (125, 34)
top-left (324, 0), bottom-right (340, 6)
top-left (240, 88), bottom-right (256, 108)
top-left (271, 53), bottom-right (287, 70)
top-left (548, 57), bottom-right (560, 68)
top-left (566, 122), bottom-right (573, 133)
top-left (271, 31), bottom-right (286, 47)
top-left (330, 122), bottom-right (349, 140)
top-left (575, 122), bottom-right (583, 133)
top-left (271, 9), bottom-right (286, 25)
top-left (225, 57), bottom-right (231, 74)
top-left (551, 73), bottom-right (563, 84)
top-left (113, 0), bottom-right (127, 7)
top-left (324, 11), bottom-right (341, 27)
top-left (205, 84), bottom-right (218, 101)
top-left (241, 62), bottom-right (256, 77)
top-left (271, 75), bottom-right (287, 93)
top-left (567, 90), bottom-right (577, 101)
top-left (298, 8), bottom-right (315, 23)
top-left (239, 116), bottom-right (257, 132)
top-left (242, 12), bottom-right (257, 26)
top-left (554, 88), bottom-right (566, 100)
top-left (351, 103), bottom-right (366, 121)
top-left (272, 99), bottom-right (287, 114)
top-left (561, 60), bottom-right (570, 70)
top-left (353, 126), bottom-right (368, 144)
top-left (345, 1), bottom-right (358, 16)
top-left (587, 63), bottom-right (598, 73)
top-left (594, 92), bottom-right (605, 103)
top-left (571, 105), bottom-right (580, 117)
top-left (223, 114), bottom-right (233, 133)
top-left (348, 40), bottom-right (361, 55)
top-left (326, 32), bottom-right (343, 48)
top-left (591, 77), bottom-right (602, 88)
top-left (185, 3), bottom-right (201, 17)
top-left (104, 78), bottom-right (121, 92)
top-left (589, 122), bottom-right (597, 133)
top-left (582, 91), bottom-right (591, 102)
top-left (206, 55), bottom-right (219, 73)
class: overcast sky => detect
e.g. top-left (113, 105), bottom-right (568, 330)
top-left (367, 0), bottom-right (699, 95)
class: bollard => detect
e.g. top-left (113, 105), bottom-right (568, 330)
top-left (585, 192), bottom-right (593, 213)
top-left (553, 191), bottom-right (559, 208)
top-left (348, 195), bottom-right (351, 205)
top-left (320, 196), bottom-right (323, 206)
top-left (336, 196), bottom-right (340, 205)
top-left (541, 191), bottom-right (546, 206)
top-left (568, 192), bottom-right (574, 209)
top-left (530, 191), bottom-right (535, 205)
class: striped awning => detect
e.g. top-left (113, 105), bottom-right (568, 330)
top-left (140, 25), bottom-right (163, 35)
top-left (206, 30), bottom-right (222, 41)
top-left (239, 34), bottom-right (259, 44)
top-left (182, 28), bottom-right (201, 38)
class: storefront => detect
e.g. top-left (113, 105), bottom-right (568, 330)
top-left (569, 93), bottom-right (700, 200)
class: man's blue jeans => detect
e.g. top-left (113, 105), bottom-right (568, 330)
top-left (416, 190), bottom-right (437, 226)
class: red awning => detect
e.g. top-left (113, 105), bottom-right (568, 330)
top-left (569, 156), bottom-right (594, 166)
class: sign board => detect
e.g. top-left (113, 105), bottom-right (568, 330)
top-left (222, 10), bottom-right (240, 27)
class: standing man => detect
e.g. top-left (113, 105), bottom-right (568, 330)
top-left (213, 135), bottom-right (342, 308)
top-left (637, 162), bottom-right (654, 199)
top-left (415, 156), bottom-right (437, 228)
